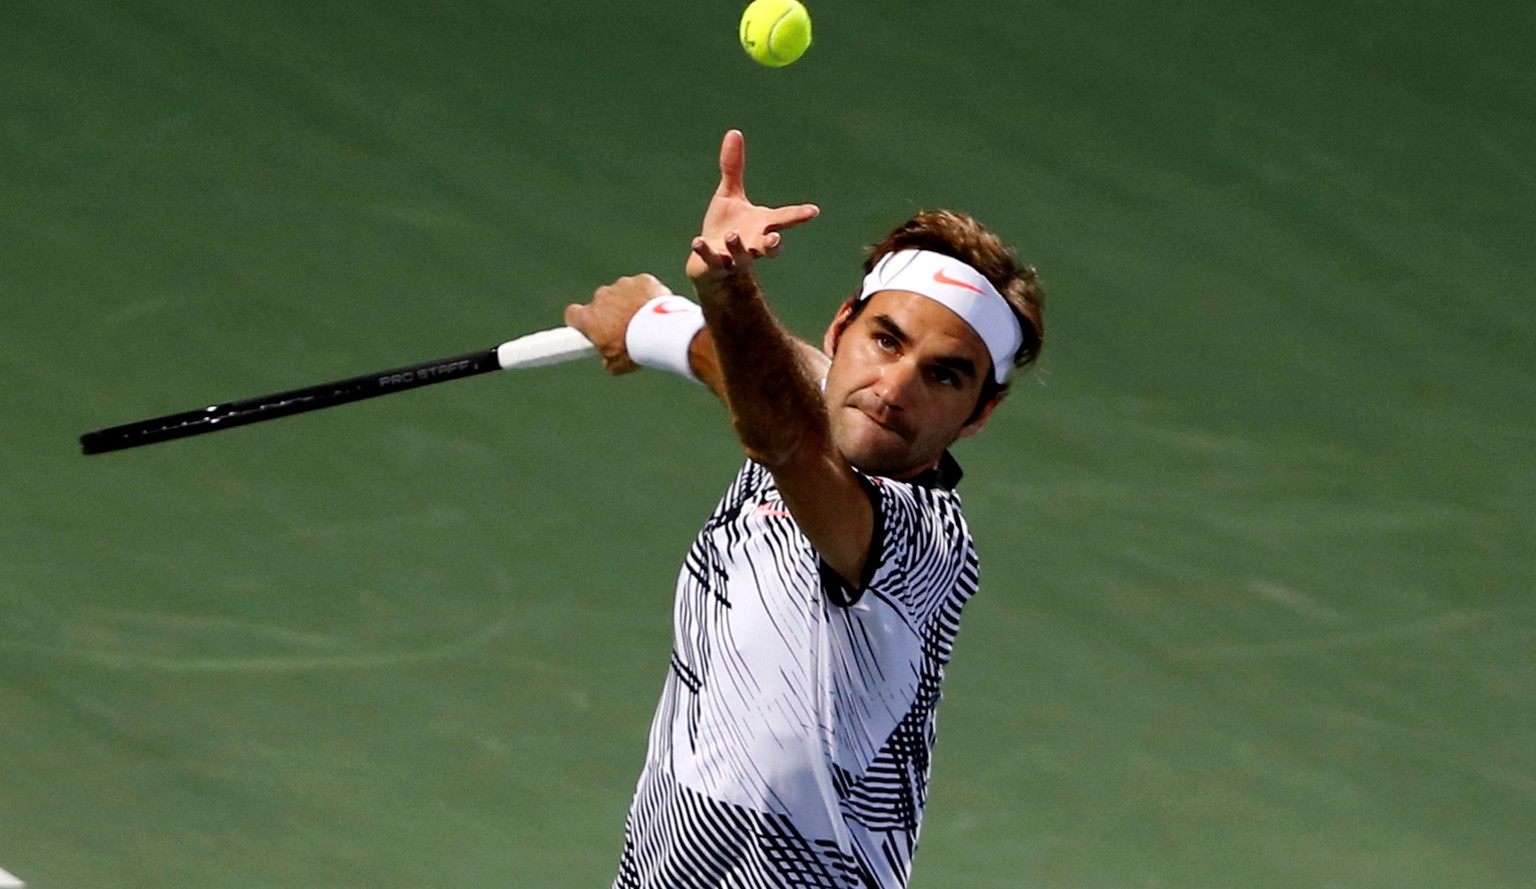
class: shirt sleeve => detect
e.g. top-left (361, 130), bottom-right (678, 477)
top-left (820, 472), bottom-right (976, 625)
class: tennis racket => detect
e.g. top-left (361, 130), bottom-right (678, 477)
top-left (79, 326), bottom-right (596, 455)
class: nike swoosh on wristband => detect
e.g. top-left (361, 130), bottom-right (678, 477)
top-left (652, 300), bottom-right (693, 315)
top-left (932, 269), bottom-right (988, 295)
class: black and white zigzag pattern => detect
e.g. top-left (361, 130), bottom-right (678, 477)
top-left (615, 459), bottom-right (980, 889)
top-left (615, 770), bottom-right (874, 889)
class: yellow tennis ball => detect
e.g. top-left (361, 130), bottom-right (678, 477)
top-left (739, 0), bottom-right (813, 68)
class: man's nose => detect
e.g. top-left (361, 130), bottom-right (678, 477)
top-left (873, 359), bottom-right (922, 408)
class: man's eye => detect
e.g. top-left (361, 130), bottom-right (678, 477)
top-left (932, 368), bottom-right (959, 387)
top-left (874, 334), bottom-right (897, 351)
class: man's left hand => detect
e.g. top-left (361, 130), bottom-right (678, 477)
top-left (686, 130), bottom-right (819, 289)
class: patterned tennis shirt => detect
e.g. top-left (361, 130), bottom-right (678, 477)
top-left (614, 451), bottom-right (981, 889)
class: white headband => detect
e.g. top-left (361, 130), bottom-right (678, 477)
top-left (857, 249), bottom-right (1023, 384)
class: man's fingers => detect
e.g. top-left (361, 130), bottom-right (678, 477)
top-left (604, 355), bottom-right (640, 376)
top-left (693, 233), bottom-right (759, 274)
top-left (747, 232), bottom-right (782, 259)
top-left (765, 203), bottom-right (821, 232)
top-left (692, 236), bottom-right (729, 271)
top-left (724, 232), bottom-right (757, 272)
top-left (563, 303), bottom-right (586, 328)
top-left (715, 129), bottom-right (747, 199)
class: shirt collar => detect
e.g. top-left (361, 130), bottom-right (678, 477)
top-left (901, 451), bottom-right (964, 491)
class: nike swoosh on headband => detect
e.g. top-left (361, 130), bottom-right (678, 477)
top-left (932, 269), bottom-right (987, 296)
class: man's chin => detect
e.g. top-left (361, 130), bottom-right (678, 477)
top-left (834, 412), bottom-right (934, 477)
top-left (836, 435), bottom-right (916, 478)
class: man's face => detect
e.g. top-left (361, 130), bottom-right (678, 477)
top-left (822, 290), bottom-right (1000, 479)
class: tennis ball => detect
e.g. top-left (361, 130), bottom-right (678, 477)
top-left (739, 0), bottom-right (813, 68)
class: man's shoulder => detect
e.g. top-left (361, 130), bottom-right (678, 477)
top-left (866, 460), bottom-right (975, 554)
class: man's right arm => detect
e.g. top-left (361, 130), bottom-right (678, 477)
top-left (563, 274), bottom-right (830, 396)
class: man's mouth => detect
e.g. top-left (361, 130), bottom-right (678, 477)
top-left (851, 402), bottom-right (907, 439)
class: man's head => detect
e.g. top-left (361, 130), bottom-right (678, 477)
top-left (821, 210), bottom-right (1045, 479)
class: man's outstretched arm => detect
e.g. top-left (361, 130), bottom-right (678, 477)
top-left (566, 130), bottom-right (872, 585)
top-left (680, 132), bottom-right (873, 586)
top-left (689, 234), bottom-right (873, 588)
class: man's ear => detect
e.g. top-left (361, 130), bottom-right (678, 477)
top-left (957, 391), bottom-right (1005, 440)
top-left (823, 298), bottom-right (859, 356)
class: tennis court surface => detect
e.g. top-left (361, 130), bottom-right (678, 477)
top-left (3, 1), bottom-right (1531, 886)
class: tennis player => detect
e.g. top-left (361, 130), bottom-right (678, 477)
top-left (564, 130), bottom-right (1044, 889)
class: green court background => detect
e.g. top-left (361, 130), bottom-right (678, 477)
top-left (3, 1), bottom-right (1532, 886)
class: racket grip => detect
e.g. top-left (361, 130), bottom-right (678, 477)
top-left (495, 327), bottom-right (596, 369)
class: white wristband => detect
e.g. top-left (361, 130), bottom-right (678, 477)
top-left (626, 295), bottom-right (707, 382)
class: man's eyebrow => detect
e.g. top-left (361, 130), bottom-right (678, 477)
top-left (868, 313), bottom-right (910, 344)
top-left (870, 313), bottom-right (979, 380)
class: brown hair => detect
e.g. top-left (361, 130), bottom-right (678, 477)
top-left (841, 210), bottom-right (1045, 414)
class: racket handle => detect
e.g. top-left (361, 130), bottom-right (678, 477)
top-left (496, 326), bottom-right (596, 369)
